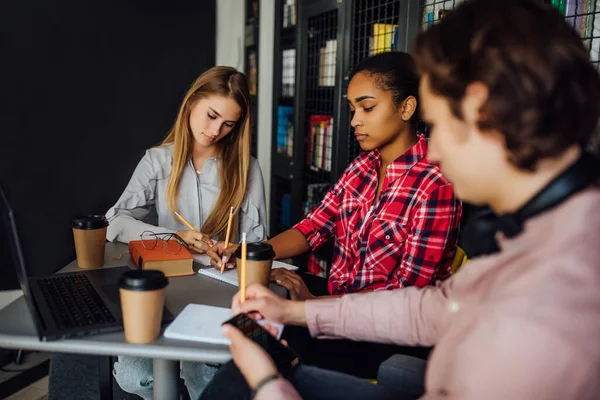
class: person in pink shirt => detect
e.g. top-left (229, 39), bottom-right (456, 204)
top-left (200, 0), bottom-right (600, 399)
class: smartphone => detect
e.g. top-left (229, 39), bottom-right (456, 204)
top-left (223, 313), bottom-right (300, 373)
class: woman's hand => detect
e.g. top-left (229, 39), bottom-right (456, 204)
top-left (176, 230), bottom-right (213, 254)
top-left (222, 323), bottom-right (278, 390)
top-left (207, 241), bottom-right (239, 270)
top-left (232, 283), bottom-right (307, 327)
top-left (271, 269), bottom-right (315, 301)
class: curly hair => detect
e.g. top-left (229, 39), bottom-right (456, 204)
top-left (350, 51), bottom-right (420, 129)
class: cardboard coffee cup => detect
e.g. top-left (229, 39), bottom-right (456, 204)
top-left (118, 270), bottom-right (169, 344)
top-left (234, 242), bottom-right (276, 287)
top-left (72, 215), bottom-right (109, 269)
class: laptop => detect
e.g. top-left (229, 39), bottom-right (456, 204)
top-left (0, 185), bottom-right (173, 341)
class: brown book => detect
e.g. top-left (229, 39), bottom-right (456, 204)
top-left (128, 240), bottom-right (194, 277)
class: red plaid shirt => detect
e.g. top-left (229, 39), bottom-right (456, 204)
top-left (294, 135), bottom-right (461, 295)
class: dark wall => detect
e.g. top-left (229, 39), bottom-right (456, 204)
top-left (0, 0), bottom-right (216, 289)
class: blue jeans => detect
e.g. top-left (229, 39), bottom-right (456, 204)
top-left (378, 354), bottom-right (426, 399)
top-left (113, 356), bottom-right (218, 400)
top-left (200, 360), bottom-right (421, 400)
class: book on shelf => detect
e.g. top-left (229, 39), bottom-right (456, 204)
top-left (319, 47), bottom-right (326, 86)
top-left (287, 118), bottom-right (294, 157)
top-left (326, 118), bottom-right (333, 171)
top-left (306, 115), bottom-right (333, 171)
top-left (315, 121), bottom-right (325, 169)
top-left (421, 5), bottom-right (438, 31)
top-left (560, 0), bottom-right (599, 61)
top-left (282, 48), bottom-right (296, 97)
top-left (277, 105), bottom-right (294, 157)
top-left (564, 0), bottom-right (596, 36)
top-left (591, 2), bottom-right (600, 61)
top-left (248, 51), bottom-right (257, 95)
top-left (318, 39), bottom-right (337, 87)
top-left (422, 9), bottom-right (434, 31)
top-left (371, 23), bottom-right (397, 55)
top-left (283, 0), bottom-right (297, 28)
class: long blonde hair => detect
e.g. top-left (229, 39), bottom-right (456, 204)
top-left (162, 66), bottom-right (252, 240)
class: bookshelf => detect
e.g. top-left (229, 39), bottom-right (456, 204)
top-left (297, 7), bottom-right (339, 276)
top-left (245, 0), bottom-right (259, 157)
top-left (270, 0), bottom-right (298, 238)
top-left (418, 1), bottom-right (600, 71)
top-left (552, 0), bottom-right (600, 71)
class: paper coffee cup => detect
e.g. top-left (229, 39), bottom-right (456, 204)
top-left (72, 215), bottom-right (109, 269)
top-left (234, 242), bottom-right (276, 287)
top-left (118, 270), bottom-right (169, 344)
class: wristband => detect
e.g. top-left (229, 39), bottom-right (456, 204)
top-left (251, 373), bottom-right (280, 399)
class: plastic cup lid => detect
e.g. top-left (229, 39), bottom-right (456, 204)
top-left (72, 215), bottom-right (109, 230)
top-left (234, 242), bottom-right (275, 261)
top-left (118, 269), bottom-right (169, 291)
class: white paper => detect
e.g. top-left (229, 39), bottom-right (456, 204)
top-left (193, 254), bottom-right (298, 288)
top-left (163, 304), bottom-right (284, 344)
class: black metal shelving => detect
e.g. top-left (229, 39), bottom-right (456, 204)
top-left (270, 0), bottom-right (298, 238)
top-left (245, 0), bottom-right (260, 158)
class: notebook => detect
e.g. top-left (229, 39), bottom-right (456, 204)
top-left (163, 304), bottom-right (283, 344)
top-left (193, 254), bottom-right (298, 287)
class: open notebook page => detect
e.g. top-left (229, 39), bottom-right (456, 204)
top-left (193, 254), bottom-right (298, 287)
top-left (163, 304), bottom-right (283, 344)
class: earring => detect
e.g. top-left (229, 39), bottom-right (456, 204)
top-left (402, 115), bottom-right (408, 121)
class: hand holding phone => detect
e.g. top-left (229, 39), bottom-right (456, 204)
top-left (223, 313), bottom-right (300, 373)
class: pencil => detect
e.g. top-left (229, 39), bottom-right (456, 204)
top-left (174, 211), bottom-right (196, 231)
top-left (240, 232), bottom-right (247, 304)
top-left (221, 206), bottom-right (235, 274)
top-left (174, 211), bottom-right (213, 248)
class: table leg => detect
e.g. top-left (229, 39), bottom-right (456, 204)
top-left (153, 358), bottom-right (179, 400)
top-left (98, 355), bottom-right (113, 400)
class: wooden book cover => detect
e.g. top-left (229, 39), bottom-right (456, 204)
top-left (128, 240), bottom-right (194, 277)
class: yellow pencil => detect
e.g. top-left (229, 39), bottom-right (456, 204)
top-left (221, 206), bottom-right (235, 274)
top-left (240, 232), bottom-right (247, 304)
top-left (174, 211), bottom-right (196, 230)
top-left (174, 211), bottom-right (213, 248)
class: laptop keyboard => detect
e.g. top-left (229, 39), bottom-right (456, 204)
top-left (38, 274), bottom-right (116, 330)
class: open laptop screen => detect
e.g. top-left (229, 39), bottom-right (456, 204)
top-left (0, 218), bottom-right (18, 290)
top-left (0, 184), bottom-right (40, 335)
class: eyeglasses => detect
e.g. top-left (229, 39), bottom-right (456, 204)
top-left (140, 231), bottom-right (188, 255)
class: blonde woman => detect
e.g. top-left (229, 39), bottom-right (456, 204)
top-left (106, 66), bottom-right (267, 400)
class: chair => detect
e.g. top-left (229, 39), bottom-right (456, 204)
top-left (451, 246), bottom-right (468, 274)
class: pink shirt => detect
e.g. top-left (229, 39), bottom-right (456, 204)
top-left (257, 189), bottom-right (600, 400)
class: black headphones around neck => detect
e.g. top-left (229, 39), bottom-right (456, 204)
top-left (460, 151), bottom-right (600, 258)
